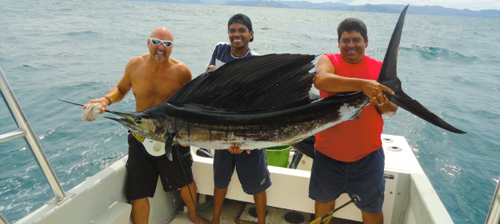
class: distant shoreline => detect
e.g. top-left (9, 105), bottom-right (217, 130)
top-left (124, 0), bottom-right (500, 18)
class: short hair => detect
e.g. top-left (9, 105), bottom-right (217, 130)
top-left (337, 18), bottom-right (368, 43)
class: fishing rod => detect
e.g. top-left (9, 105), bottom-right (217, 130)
top-left (310, 195), bottom-right (361, 224)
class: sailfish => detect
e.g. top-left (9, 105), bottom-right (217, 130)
top-left (62, 5), bottom-right (465, 160)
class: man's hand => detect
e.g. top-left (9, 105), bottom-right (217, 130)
top-left (359, 80), bottom-right (399, 116)
top-left (369, 92), bottom-right (391, 107)
top-left (82, 102), bottom-right (102, 122)
top-left (228, 144), bottom-right (250, 154)
top-left (82, 98), bottom-right (110, 122)
top-left (361, 80), bottom-right (394, 101)
top-left (206, 65), bottom-right (216, 72)
top-left (84, 98), bottom-right (110, 113)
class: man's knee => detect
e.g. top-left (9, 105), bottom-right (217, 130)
top-left (130, 197), bottom-right (149, 206)
top-left (361, 210), bottom-right (383, 224)
top-left (180, 182), bottom-right (195, 191)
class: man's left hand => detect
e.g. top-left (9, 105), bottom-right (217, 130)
top-left (370, 93), bottom-right (390, 107)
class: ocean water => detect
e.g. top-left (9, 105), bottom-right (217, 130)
top-left (1, 0), bottom-right (499, 223)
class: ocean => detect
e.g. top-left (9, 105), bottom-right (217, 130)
top-left (0, 0), bottom-right (499, 223)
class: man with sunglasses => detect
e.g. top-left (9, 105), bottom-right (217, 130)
top-left (205, 13), bottom-right (271, 224)
top-left (82, 27), bottom-right (208, 224)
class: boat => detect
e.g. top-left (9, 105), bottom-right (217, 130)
top-left (1, 65), bottom-right (499, 224)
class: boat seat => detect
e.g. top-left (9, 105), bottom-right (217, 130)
top-left (89, 201), bottom-right (131, 224)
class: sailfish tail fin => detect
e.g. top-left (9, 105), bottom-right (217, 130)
top-left (391, 90), bottom-right (466, 133)
top-left (377, 5), bottom-right (466, 134)
top-left (377, 5), bottom-right (408, 87)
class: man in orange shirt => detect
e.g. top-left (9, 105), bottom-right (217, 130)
top-left (310, 18), bottom-right (398, 224)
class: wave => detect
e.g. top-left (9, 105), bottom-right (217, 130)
top-left (401, 45), bottom-right (478, 62)
top-left (62, 30), bottom-right (101, 38)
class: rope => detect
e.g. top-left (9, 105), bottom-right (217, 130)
top-left (175, 144), bottom-right (202, 224)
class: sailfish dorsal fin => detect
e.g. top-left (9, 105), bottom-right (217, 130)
top-left (168, 54), bottom-right (316, 112)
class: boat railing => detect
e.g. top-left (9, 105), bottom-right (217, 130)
top-left (0, 66), bottom-right (68, 224)
top-left (486, 174), bottom-right (500, 224)
top-left (0, 214), bottom-right (9, 224)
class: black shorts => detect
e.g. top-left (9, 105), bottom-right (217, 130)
top-left (125, 134), bottom-right (194, 200)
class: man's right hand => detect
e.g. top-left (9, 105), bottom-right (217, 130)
top-left (82, 98), bottom-right (109, 122)
top-left (206, 65), bottom-right (216, 72)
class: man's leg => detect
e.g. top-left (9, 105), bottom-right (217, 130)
top-left (127, 134), bottom-right (159, 224)
top-left (130, 197), bottom-right (150, 224)
top-left (253, 190), bottom-right (267, 224)
top-left (212, 186), bottom-right (228, 224)
top-left (179, 182), bottom-right (209, 224)
top-left (353, 148), bottom-right (385, 224)
top-left (314, 200), bottom-right (336, 224)
top-left (361, 210), bottom-right (383, 224)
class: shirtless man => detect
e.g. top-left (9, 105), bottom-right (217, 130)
top-left (83, 27), bottom-right (207, 224)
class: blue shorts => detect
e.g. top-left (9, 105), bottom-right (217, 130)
top-left (309, 148), bottom-right (385, 213)
top-left (213, 149), bottom-right (271, 195)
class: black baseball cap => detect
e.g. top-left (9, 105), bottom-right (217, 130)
top-left (228, 13), bottom-right (253, 42)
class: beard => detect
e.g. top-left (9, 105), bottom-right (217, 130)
top-left (152, 51), bottom-right (167, 63)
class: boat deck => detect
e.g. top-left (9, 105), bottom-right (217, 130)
top-left (169, 195), bottom-right (361, 224)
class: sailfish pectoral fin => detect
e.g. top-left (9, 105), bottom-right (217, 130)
top-left (388, 90), bottom-right (466, 134)
top-left (164, 132), bottom-right (177, 161)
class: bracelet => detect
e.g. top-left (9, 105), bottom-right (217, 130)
top-left (104, 96), bottom-right (112, 106)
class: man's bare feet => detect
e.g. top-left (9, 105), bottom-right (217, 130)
top-left (188, 214), bottom-right (210, 224)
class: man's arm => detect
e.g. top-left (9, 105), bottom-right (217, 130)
top-left (178, 63), bottom-right (192, 86)
top-left (206, 44), bottom-right (221, 71)
top-left (84, 58), bottom-right (135, 114)
top-left (314, 54), bottom-right (359, 93)
top-left (104, 73), bottom-right (131, 106)
top-left (314, 54), bottom-right (398, 116)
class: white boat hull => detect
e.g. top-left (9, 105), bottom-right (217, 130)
top-left (16, 134), bottom-right (453, 224)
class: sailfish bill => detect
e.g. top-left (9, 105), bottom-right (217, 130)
top-left (61, 5), bottom-right (465, 159)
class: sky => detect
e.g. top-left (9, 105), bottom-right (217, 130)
top-left (302, 0), bottom-right (500, 11)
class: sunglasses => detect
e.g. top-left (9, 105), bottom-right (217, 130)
top-left (149, 38), bottom-right (173, 47)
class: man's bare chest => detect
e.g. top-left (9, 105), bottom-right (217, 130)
top-left (131, 73), bottom-right (181, 100)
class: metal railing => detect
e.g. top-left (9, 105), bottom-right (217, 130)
top-left (486, 174), bottom-right (500, 224)
top-left (0, 214), bottom-right (9, 224)
top-left (0, 66), bottom-right (67, 223)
